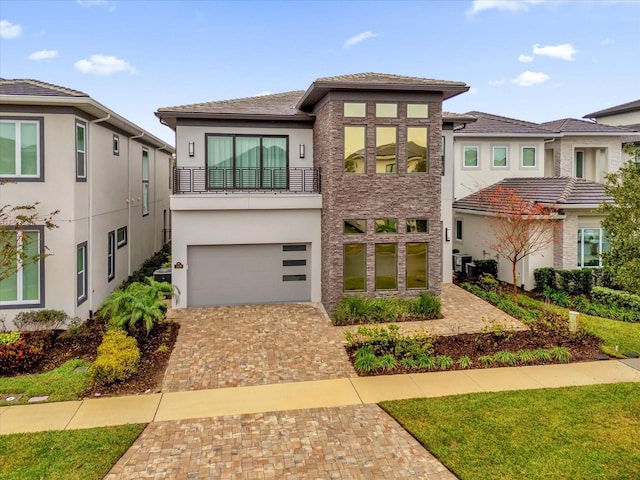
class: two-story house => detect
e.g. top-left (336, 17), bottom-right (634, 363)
top-left (0, 79), bottom-right (174, 327)
top-left (156, 73), bottom-right (470, 313)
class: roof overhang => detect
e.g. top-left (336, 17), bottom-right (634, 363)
top-left (452, 207), bottom-right (565, 219)
top-left (155, 111), bottom-right (313, 130)
top-left (453, 132), bottom-right (557, 138)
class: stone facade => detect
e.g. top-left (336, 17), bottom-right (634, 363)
top-left (314, 93), bottom-right (443, 314)
top-left (554, 213), bottom-right (578, 270)
top-left (552, 136), bottom-right (623, 179)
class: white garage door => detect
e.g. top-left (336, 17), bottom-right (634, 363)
top-left (186, 244), bottom-right (310, 307)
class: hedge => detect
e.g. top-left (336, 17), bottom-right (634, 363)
top-left (591, 287), bottom-right (640, 315)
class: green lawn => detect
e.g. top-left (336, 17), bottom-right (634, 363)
top-left (581, 314), bottom-right (640, 357)
top-left (381, 383), bottom-right (640, 480)
top-left (0, 424), bottom-right (145, 480)
top-left (0, 359), bottom-right (90, 405)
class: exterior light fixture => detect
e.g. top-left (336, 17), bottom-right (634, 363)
top-left (445, 227), bottom-right (451, 242)
top-left (299, 143), bottom-right (305, 159)
top-left (188, 141), bottom-right (195, 157)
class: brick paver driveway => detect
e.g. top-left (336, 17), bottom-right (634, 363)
top-left (162, 303), bottom-right (356, 392)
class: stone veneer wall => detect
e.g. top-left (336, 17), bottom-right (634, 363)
top-left (555, 136), bottom-right (623, 178)
top-left (314, 93), bottom-right (444, 314)
top-left (554, 214), bottom-right (578, 270)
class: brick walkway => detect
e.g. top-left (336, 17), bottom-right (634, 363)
top-left (105, 405), bottom-right (456, 480)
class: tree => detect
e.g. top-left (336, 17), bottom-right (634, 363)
top-left (482, 186), bottom-right (557, 303)
top-left (599, 143), bottom-right (640, 294)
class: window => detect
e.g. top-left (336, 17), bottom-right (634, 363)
top-left (406, 243), bottom-right (428, 289)
top-left (375, 103), bottom-right (397, 118)
top-left (117, 226), bottom-right (127, 248)
top-left (206, 134), bottom-right (288, 189)
top-left (575, 151), bottom-right (584, 178)
top-left (76, 121), bottom-right (86, 180)
top-left (441, 135), bottom-right (445, 176)
top-left (283, 259), bottom-right (306, 267)
top-left (463, 146), bottom-right (479, 168)
top-left (283, 274), bottom-right (306, 282)
top-left (0, 229), bottom-right (43, 307)
top-left (113, 134), bottom-right (120, 156)
top-left (407, 104), bottom-right (428, 118)
top-left (344, 219), bottom-right (366, 234)
top-left (375, 219), bottom-right (397, 233)
top-left (142, 149), bottom-right (149, 216)
top-left (455, 219), bottom-right (463, 241)
top-left (283, 244), bottom-right (306, 252)
top-left (407, 127), bottom-right (428, 173)
top-left (344, 102), bottom-right (366, 117)
top-left (493, 146), bottom-right (508, 168)
top-left (577, 228), bottom-right (609, 268)
top-left (77, 242), bottom-right (87, 305)
top-left (0, 117), bottom-right (42, 180)
top-left (344, 126), bottom-right (365, 173)
top-left (107, 230), bottom-right (115, 282)
top-left (376, 127), bottom-right (397, 173)
top-left (343, 244), bottom-right (366, 291)
top-left (407, 219), bottom-right (428, 233)
top-left (522, 147), bottom-right (536, 167)
top-left (375, 243), bottom-right (397, 290)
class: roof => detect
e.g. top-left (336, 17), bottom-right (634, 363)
top-left (584, 99), bottom-right (640, 119)
top-left (455, 111), bottom-right (554, 136)
top-left (0, 78), bottom-right (88, 97)
top-left (453, 177), bottom-right (612, 213)
top-left (539, 118), bottom-right (634, 134)
top-left (442, 111), bottom-right (477, 125)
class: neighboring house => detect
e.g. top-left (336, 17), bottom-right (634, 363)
top-left (0, 79), bottom-right (174, 327)
top-left (584, 99), bottom-right (640, 163)
top-left (156, 73), bottom-right (470, 313)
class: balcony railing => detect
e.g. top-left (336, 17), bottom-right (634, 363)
top-left (173, 167), bottom-right (321, 194)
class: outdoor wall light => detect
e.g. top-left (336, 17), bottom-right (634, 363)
top-left (445, 227), bottom-right (451, 242)
top-left (299, 143), bottom-right (305, 159)
top-left (188, 141), bottom-right (195, 157)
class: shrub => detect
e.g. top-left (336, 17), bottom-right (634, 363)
top-left (436, 355), bottom-right (454, 370)
top-left (474, 259), bottom-right (499, 278)
top-left (89, 329), bottom-right (140, 386)
top-left (592, 267), bottom-right (618, 289)
top-left (377, 354), bottom-right (397, 371)
top-left (516, 350), bottom-right (536, 363)
top-left (550, 346), bottom-right (572, 363)
top-left (542, 287), bottom-right (570, 308)
top-left (457, 356), bottom-right (472, 369)
top-left (462, 283), bottom-right (538, 322)
top-left (557, 269), bottom-right (592, 297)
top-left (410, 292), bottom-right (441, 318)
top-left (478, 355), bottom-right (494, 367)
top-left (119, 243), bottom-right (171, 289)
top-left (533, 349), bottom-right (552, 362)
top-left (494, 350), bottom-right (517, 366)
top-left (591, 286), bottom-right (640, 314)
top-left (0, 332), bottom-right (49, 375)
top-left (415, 354), bottom-right (436, 370)
top-left (345, 324), bottom-right (435, 359)
top-left (477, 273), bottom-right (499, 293)
top-left (0, 331), bottom-right (20, 346)
top-left (334, 294), bottom-right (441, 325)
top-left (534, 267), bottom-right (557, 292)
top-left (12, 309), bottom-right (72, 331)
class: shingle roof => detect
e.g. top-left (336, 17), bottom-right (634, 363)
top-left (443, 112), bottom-right (477, 124)
top-left (0, 78), bottom-right (88, 97)
top-left (539, 118), bottom-right (634, 134)
top-left (584, 99), bottom-right (640, 118)
top-left (455, 111), bottom-right (554, 135)
top-left (314, 72), bottom-right (467, 87)
top-left (453, 177), bottom-right (611, 213)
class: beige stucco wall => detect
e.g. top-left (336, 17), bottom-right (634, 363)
top-left (593, 110), bottom-right (640, 127)
top-left (552, 136), bottom-right (623, 179)
top-left (441, 128), bottom-right (455, 283)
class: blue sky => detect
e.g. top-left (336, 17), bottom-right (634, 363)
top-left (1, 0), bottom-right (638, 144)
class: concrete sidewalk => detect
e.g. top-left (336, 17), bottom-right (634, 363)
top-left (2, 358), bottom-right (639, 435)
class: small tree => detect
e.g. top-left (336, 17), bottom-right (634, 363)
top-left (482, 186), bottom-right (557, 303)
top-left (599, 143), bottom-right (640, 294)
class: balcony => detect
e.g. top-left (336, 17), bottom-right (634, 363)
top-left (173, 167), bottom-right (321, 194)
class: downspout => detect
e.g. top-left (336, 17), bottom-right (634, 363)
top-left (88, 113), bottom-right (110, 318)
top-left (153, 144), bottom-right (167, 251)
top-left (128, 132), bottom-right (145, 275)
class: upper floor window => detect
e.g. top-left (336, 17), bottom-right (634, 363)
top-left (0, 228), bottom-right (43, 307)
top-left (0, 118), bottom-right (42, 180)
top-left (463, 146), bottom-right (479, 168)
top-left (344, 126), bottom-right (365, 174)
top-left (493, 146), bottom-right (508, 168)
top-left (441, 135), bottom-right (445, 176)
top-left (142, 149), bottom-right (149, 216)
top-left (407, 104), bottom-right (429, 118)
top-left (375, 218), bottom-right (397, 233)
top-left (575, 150), bottom-right (585, 178)
top-left (206, 134), bottom-right (288, 188)
top-left (375, 103), bottom-right (397, 118)
top-left (407, 219), bottom-right (428, 233)
top-left (376, 127), bottom-right (397, 173)
top-left (522, 146), bottom-right (536, 168)
top-left (344, 219), bottom-right (366, 234)
top-left (407, 127), bottom-right (428, 173)
top-left (344, 102), bottom-right (366, 117)
top-left (76, 121), bottom-right (86, 180)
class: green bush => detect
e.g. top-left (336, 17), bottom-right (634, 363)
top-left (534, 267), bottom-right (557, 291)
top-left (591, 287), bottom-right (640, 314)
top-left (0, 331), bottom-right (20, 346)
top-left (592, 267), bottom-right (619, 289)
top-left (0, 332), bottom-right (50, 375)
top-left (409, 292), bottom-right (441, 318)
top-left (542, 287), bottom-right (570, 308)
top-left (333, 293), bottom-right (441, 325)
top-left (557, 269), bottom-right (592, 296)
top-left (476, 273), bottom-right (499, 293)
top-left (119, 243), bottom-right (171, 289)
top-left (13, 309), bottom-right (72, 331)
top-left (89, 329), bottom-right (140, 386)
top-left (474, 259), bottom-right (498, 278)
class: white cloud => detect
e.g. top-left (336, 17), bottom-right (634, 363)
top-left (489, 79), bottom-right (506, 86)
top-left (532, 43), bottom-right (578, 61)
top-left (511, 71), bottom-right (550, 86)
top-left (74, 54), bottom-right (136, 75)
top-left (601, 38), bottom-right (614, 45)
top-left (343, 31), bottom-right (378, 48)
top-left (518, 54), bottom-right (534, 63)
top-left (0, 20), bottom-right (22, 39)
top-left (469, 0), bottom-right (547, 15)
top-left (28, 50), bottom-right (58, 61)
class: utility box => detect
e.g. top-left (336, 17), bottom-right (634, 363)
top-left (466, 262), bottom-right (477, 280)
top-left (153, 267), bottom-right (172, 283)
top-left (452, 253), bottom-right (472, 273)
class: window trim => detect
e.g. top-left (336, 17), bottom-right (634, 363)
top-left (0, 226), bottom-right (45, 309)
top-left (521, 146), bottom-right (537, 168)
top-left (76, 120), bottom-right (87, 181)
top-left (142, 148), bottom-right (149, 216)
top-left (463, 145), bottom-right (479, 169)
top-left (0, 116), bottom-right (45, 182)
top-left (492, 145), bottom-right (509, 169)
top-left (107, 230), bottom-right (115, 282)
top-left (77, 241), bottom-right (88, 305)
top-left (116, 226), bottom-right (128, 248)
top-left (113, 134), bottom-right (120, 156)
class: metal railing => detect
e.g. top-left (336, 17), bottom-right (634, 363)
top-left (173, 167), bottom-right (321, 194)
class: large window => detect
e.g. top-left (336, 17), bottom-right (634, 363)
top-left (107, 230), bottom-right (115, 281)
top-left (493, 146), bottom-right (508, 168)
top-left (407, 127), bottom-right (428, 173)
top-left (376, 127), bottom-right (397, 173)
top-left (142, 149), bottom-right (149, 216)
top-left (406, 243), bottom-right (428, 289)
top-left (375, 243), bottom-right (397, 290)
top-left (522, 147), bottom-right (536, 167)
top-left (77, 242), bottom-right (87, 305)
top-left (577, 228), bottom-right (609, 268)
top-left (76, 121), bottom-right (86, 180)
top-left (575, 151), bottom-right (584, 178)
top-left (463, 146), bottom-right (479, 168)
top-left (0, 118), bottom-right (42, 179)
top-left (206, 134), bottom-right (288, 188)
top-left (0, 229), bottom-right (42, 307)
top-left (343, 244), bottom-right (366, 291)
top-left (344, 127), bottom-right (365, 173)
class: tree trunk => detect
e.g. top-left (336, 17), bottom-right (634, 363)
top-left (512, 260), bottom-right (518, 305)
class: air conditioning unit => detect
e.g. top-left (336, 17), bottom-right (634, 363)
top-left (452, 253), bottom-right (472, 273)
